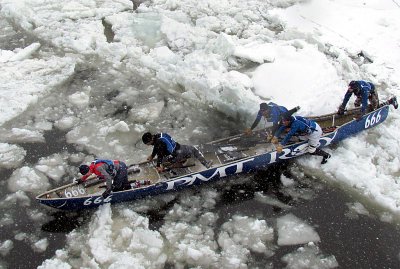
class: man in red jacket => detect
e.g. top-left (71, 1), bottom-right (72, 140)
top-left (78, 159), bottom-right (131, 198)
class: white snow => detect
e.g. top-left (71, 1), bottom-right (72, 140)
top-left (0, 191), bottom-right (31, 208)
top-left (0, 43), bottom-right (41, 63)
top-left (68, 92), bottom-right (90, 108)
top-left (8, 166), bottom-right (50, 193)
top-left (345, 202), bottom-right (370, 219)
top-left (282, 242), bottom-right (338, 269)
top-left (0, 240), bottom-right (14, 256)
top-left (0, 0), bottom-right (399, 268)
top-left (277, 213), bottom-right (321, 246)
top-left (0, 143), bottom-right (26, 169)
top-left (33, 238), bottom-right (49, 253)
top-left (0, 55), bottom-right (76, 127)
top-left (37, 204), bottom-right (167, 269)
top-left (34, 154), bottom-right (67, 182)
top-left (218, 215), bottom-right (274, 253)
top-left (0, 128), bottom-right (44, 143)
top-left (281, 174), bottom-right (295, 187)
top-left (254, 192), bottom-right (292, 209)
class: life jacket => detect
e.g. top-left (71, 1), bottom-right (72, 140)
top-left (159, 133), bottom-right (177, 154)
top-left (91, 159), bottom-right (117, 177)
top-left (292, 116), bottom-right (317, 135)
top-left (353, 80), bottom-right (374, 97)
top-left (267, 102), bottom-right (288, 123)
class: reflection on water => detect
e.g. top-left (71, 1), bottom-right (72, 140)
top-left (41, 211), bottom-right (90, 233)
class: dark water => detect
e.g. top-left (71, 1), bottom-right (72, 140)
top-left (211, 166), bottom-right (400, 269)
top-left (0, 129), bottom-right (85, 269)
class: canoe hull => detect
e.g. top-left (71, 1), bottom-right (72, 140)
top-left (36, 105), bottom-right (389, 210)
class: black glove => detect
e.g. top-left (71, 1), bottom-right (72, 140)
top-left (337, 106), bottom-right (345, 115)
top-left (102, 188), bottom-right (112, 199)
top-left (77, 178), bottom-right (84, 184)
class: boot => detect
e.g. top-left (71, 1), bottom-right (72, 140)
top-left (321, 153), bottom-right (331, 164)
top-left (312, 148), bottom-right (331, 164)
top-left (389, 97), bottom-right (398, 109)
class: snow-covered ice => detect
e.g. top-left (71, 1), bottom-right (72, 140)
top-left (0, 0), bottom-right (400, 268)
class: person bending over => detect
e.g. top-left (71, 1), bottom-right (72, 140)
top-left (142, 132), bottom-right (212, 172)
top-left (271, 115), bottom-right (331, 164)
top-left (78, 159), bottom-right (130, 198)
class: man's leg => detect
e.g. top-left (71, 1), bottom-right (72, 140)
top-left (354, 96), bottom-right (361, 107)
top-left (307, 125), bottom-right (330, 164)
top-left (178, 144), bottom-right (212, 168)
top-left (307, 126), bottom-right (322, 153)
top-left (112, 162), bottom-right (130, 191)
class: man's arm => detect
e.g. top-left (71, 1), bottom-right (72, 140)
top-left (273, 125), bottom-right (286, 138)
top-left (280, 123), bottom-right (300, 146)
top-left (96, 164), bottom-right (113, 189)
top-left (361, 89), bottom-right (369, 113)
top-left (153, 140), bottom-right (169, 167)
top-left (250, 112), bottom-right (262, 130)
top-left (340, 91), bottom-right (352, 109)
top-left (81, 171), bottom-right (93, 181)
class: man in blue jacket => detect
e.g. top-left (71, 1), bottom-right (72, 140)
top-left (271, 115), bottom-right (331, 164)
top-left (337, 80), bottom-right (379, 117)
top-left (142, 132), bottom-right (212, 172)
top-left (245, 102), bottom-right (300, 137)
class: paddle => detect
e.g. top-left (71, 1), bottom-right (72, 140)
top-left (127, 160), bottom-right (152, 168)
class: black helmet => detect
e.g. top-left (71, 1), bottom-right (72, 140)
top-left (281, 114), bottom-right (294, 123)
top-left (259, 103), bottom-right (269, 111)
top-left (79, 164), bottom-right (89, 175)
top-left (348, 80), bottom-right (358, 90)
top-left (142, 132), bottom-right (153, 144)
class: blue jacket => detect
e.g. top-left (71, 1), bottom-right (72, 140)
top-left (341, 80), bottom-right (375, 113)
top-left (274, 116), bottom-right (317, 145)
top-left (250, 102), bottom-right (288, 130)
top-left (151, 133), bottom-right (179, 167)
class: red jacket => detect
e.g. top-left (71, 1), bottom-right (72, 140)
top-left (82, 160), bottom-right (120, 181)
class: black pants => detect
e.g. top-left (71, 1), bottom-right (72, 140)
top-left (112, 162), bottom-right (130, 191)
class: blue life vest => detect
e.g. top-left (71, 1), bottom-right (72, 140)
top-left (92, 159), bottom-right (116, 175)
top-left (292, 116), bottom-right (317, 135)
top-left (159, 133), bottom-right (177, 154)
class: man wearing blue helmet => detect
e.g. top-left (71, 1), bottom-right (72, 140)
top-left (245, 102), bottom-right (299, 140)
top-left (337, 80), bottom-right (379, 117)
top-left (271, 115), bottom-right (331, 164)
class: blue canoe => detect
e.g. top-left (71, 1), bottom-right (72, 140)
top-left (36, 103), bottom-right (394, 210)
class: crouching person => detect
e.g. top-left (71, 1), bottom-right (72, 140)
top-left (142, 132), bottom-right (212, 172)
top-left (78, 159), bottom-right (131, 198)
top-left (271, 115), bottom-right (331, 164)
